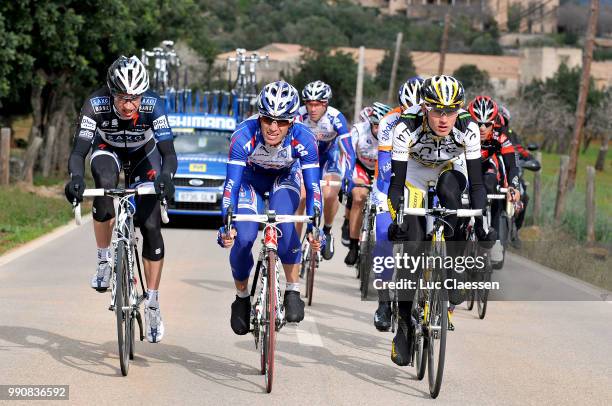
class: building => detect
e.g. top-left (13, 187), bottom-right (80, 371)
top-left (349, 0), bottom-right (558, 34)
top-left (214, 43), bottom-right (612, 97)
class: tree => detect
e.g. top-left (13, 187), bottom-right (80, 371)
top-left (289, 51), bottom-right (359, 115)
top-left (452, 64), bottom-right (491, 92)
top-left (374, 46), bottom-right (416, 93)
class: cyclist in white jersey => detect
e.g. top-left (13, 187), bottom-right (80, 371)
top-left (296, 81), bottom-right (356, 260)
top-left (344, 102), bottom-right (391, 266)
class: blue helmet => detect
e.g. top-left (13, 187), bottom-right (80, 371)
top-left (398, 76), bottom-right (424, 109)
top-left (257, 81), bottom-right (300, 120)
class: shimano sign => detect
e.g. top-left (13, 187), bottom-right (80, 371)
top-left (168, 114), bottom-right (236, 131)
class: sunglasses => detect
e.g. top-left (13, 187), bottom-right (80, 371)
top-left (260, 115), bottom-right (292, 127)
top-left (478, 122), bottom-right (494, 128)
top-left (424, 104), bottom-right (459, 118)
top-left (114, 94), bottom-right (141, 102)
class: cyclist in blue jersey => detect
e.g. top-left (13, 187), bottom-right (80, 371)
top-left (217, 81), bottom-right (324, 335)
top-left (64, 56), bottom-right (177, 343)
top-left (296, 81), bottom-right (356, 260)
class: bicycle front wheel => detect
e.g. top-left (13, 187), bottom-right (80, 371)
top-left (427, 281), bottom-right (448, 398)
top-left (306, 252), bottom-right (316, 306)
top-left (263, 252), bottom-right (277, 393)
top-left (115, 241), bottom-right (131, 376)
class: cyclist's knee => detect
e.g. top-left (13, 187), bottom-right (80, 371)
top-left (351, 187), bottom-right (367, 206)
top-left (92, 197), bottom-right (115, 222)
top-left (483, 172), bottom-right (498, 193)
top-left (437, 172), bottom-right (462, 208)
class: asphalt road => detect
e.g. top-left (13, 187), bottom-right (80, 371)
top-left (1, 218), bottom-right (611, 405)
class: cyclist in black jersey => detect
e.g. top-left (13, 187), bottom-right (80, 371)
top-left (64, 56), bottom-right (177, 343)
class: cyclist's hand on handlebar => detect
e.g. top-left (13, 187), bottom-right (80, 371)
top-left (154, 173), bottom-right (175, 201)
top-left (509, 187), bottom-right (521, 203)
top-left (307, 230), bottom-right (325, 252)
top-left (475, 224), bottom-right (497, 249)
top-left (64, 175), bottom-right (85, 204)
top-left (217, 226), bottom-right (237, 248)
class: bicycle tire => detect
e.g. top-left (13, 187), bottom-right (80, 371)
top-left (264, 252), bottom-right (277, 393)
top-left (307, 252), bottom-right (316, 307)
top-left (414, 289), bottom-right (427, 380)
top-left (493, 214), bottom-right (508, 270)
top-left (360, 232), bottom-right (373, 300)
top-left (477, 266), bottom-right (491, 320)
top-left (427, 274), bottom-right (448, 399)
top-left (115, 241), bottom-right (131, 376)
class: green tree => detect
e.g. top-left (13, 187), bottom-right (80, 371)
top-left (374, 46), bottom-right (417, 92)
top-left (452, 64), bottom-right (491, 91)
top-left (289, 51), bottom-right (358, 114)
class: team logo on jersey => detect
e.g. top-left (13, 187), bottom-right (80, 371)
top-left (111, 119), bottom-right (118, 127)
top-left (153, 116), bottom-right (169, 130)
top-left (81, 115), bottom-right (96, 131)
top-left (139, 97), bottom-right (157, 113)
top-left (277, 149), bottom-right (288, 159)
top-left (78, 130), bottom-right (94, 140)
top-left (101, 121), bottom-right (109, 128)
top-left (90, 97), bottom-right (111, 114)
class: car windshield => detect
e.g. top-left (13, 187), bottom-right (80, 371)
top-left (173, 130), bottom-right (230, 155)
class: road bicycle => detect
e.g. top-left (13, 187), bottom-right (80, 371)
top-left (224, 200), bottom-right (317, 393)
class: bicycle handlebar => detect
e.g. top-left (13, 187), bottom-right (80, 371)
top-left (403, 207), bottom-right (482, 218)
top-left (73, 187), bottom-right (169, 225)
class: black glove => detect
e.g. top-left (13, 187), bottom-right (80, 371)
top-left (64, 175), bottom-right (85, 204)
top-left (154, 173), bottom-right (174, 201)
top-left (388, 221), bottom-right (411, 241)
top-left (475, 224), bottom-right (497, 249)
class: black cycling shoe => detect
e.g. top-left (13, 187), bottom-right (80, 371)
top-left (374, 301), bottom-right (391, 331)
top-left (230, 295), bottom-right (251, 335)
top-left (341, 219), bottom-right (350, 247)
top-left (284, 290), bottom-right (305, 323)
top-left (391, 318), bottom-right (414, 366)
top-left (344, 244), bottom-right (359, 266)
top-left (322, 229), bottom-right (335, 260)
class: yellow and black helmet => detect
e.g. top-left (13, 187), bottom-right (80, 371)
top-left (421, 75), bottom-right (465, 111)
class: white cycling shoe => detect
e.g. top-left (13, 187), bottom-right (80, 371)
top-left (490, 240), bottom-right (504, 263)
top-left (145, 306), bottom-right (165, 343)
top-left (91, 261), bottom-right (111, 291)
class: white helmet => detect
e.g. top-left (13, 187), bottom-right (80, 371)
top-left (107, 55), bottom-right (149, 95)
top-left (257, 81), bottom-right (300, 120)
top-left (301, 80), bottom-right (332, 102)
top-left (398, 77), bottom-right (424, 109)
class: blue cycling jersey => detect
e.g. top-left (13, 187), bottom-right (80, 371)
top-left (222, 115), bottom-right (322, 219)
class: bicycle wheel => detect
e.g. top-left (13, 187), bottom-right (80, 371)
top-left (263, 251), bottom-right (277, 393)
top-left (477, 263), bottom-right (491, 320)
top-left (493, 214), bottom-right (508, 270)
top-left (115, 241), bottom-right (131, 376)
top-left (300, 241), bottom-right (309, 291)
top-left (306, 251), bottom-right (316, 306)
top-left (414, 289), bottom-right (427, 380)
top-left (427, 272), bottom-right (448, 398)
top-left (360, 231), bottom-right (373, 300)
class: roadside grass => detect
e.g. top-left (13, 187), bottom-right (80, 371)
top-left (0, 185), bottom-right (88, 256)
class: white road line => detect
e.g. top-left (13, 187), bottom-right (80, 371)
top-left (295, 315), bottom-right (323, 347)
top-left (0, 215), bottom-right (92, 269)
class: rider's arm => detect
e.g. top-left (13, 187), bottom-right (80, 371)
top-left (464, 122), bottom-right (487, 211)
top-left (296, 125), bottom-right (322, 217)
top-left (68, 102), bottom-right (97, 179)
top-left (334, 111), bottom-right (356, 178)
top-left (151, 99), bottom-right (177, 177)
top-left (376, 110), bottom-right (400, 193)
top-left (386, 122), bottom-right (411, 221)
top-left (498, 132), bottom-right (520, 188)
top-left (221, 130), bottom-right (249, 219)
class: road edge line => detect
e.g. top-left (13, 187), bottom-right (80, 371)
top-left (0, 215), bottom-right (92, 268)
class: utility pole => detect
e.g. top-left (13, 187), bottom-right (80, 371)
top-left (438, 11), bottom-right (451, 75)
top-left (566, 0), bottom-right (599, 189)
top-left (387, 32), bottom-right (403, 105)
top-left (354, 46), bottom-right (365, 123)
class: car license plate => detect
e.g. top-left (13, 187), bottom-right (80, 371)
top-left (176, 191), bottom-right (217, 203)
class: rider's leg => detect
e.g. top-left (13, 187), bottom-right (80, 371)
top-left (271, 170), bottom-right (305, 322)
top-left (373, 211), bottom-right (393, 331)
top-left (294, 182), bottom-right (306, 238)
top-left (345, 178), bottom-right (367, 265)
top-left (323, 174), bottom-right (340, 227)
top-left (90, 153), bottom-right (119, 290)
